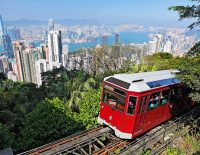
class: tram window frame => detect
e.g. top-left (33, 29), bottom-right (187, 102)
top-left (139, 96), bottom-right (147, 113)
top-left (127, 96), bottom-right (137, 116)
top-left (159, 89), bottom-right (170, 106)
top-left (148, 92), bottom-right (160, 110)
top-left (103, 87), bottom-right (126, 113)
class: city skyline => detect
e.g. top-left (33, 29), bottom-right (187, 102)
top-left (0, 0), bottom-right (196, 27)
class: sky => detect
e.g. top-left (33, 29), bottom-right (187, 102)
top-left (0, 0), bottom-right (196, 27)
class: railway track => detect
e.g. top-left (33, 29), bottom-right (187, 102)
top-left (18, 106), bottom-right (200, 155)
top-left (18, 126), bottom-right (110, 155)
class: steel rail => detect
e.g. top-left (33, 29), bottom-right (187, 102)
top-left (19, 106), bottom-right (200, 155)
top-left (18, 125), bottom-right (107, 155)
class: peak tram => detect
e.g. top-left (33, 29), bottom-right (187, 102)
top-left (98, 70), bottom-right (194, 139)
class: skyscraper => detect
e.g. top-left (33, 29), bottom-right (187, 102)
top-left (13, 42), bottom-right (45, 84)
top-left (163, 39), bottom-right (173, 54)
top-left (7, 27), bottom-right (22, 40)
top-left (62, 44), bottom-right (68, 67)
top-left (152, 34), bottom-right (164, 53)
top-left (3, 35), bottom-right (14, 58)
top-left (48, 18), bottom-right (54, 32)
top-left (48, 30), bottom-right (62, 69)
top-left (35, 59), bottom-right (48, 86)
top-left (0, 15), bottom-right (5, 44)
top-left (102, 35), bottom-right (108, 47)
top-left (13, 42), bottom-right (25, 82)
top-left (0, 55), bottom-right (10, 73)
top-left (115, 34), bottom-right (120, 44)
top-left (0, 15), bottom-right (14, 58)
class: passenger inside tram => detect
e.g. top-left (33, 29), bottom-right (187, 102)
top-left (127, 96), bottom-right (137, 115)
top-left (149, 95), bottom-right (159, 109)
top-left (103, 88), bottom-right (126, 112)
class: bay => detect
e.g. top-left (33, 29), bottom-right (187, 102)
top-left (0, 31), bottom-right (150, 53)
top-left (68, 31), bottom-right (149, 52)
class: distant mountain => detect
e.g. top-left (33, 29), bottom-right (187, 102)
top-left (4, 18), bottom-right (101, 27)
top-left (4, 19), bottom-right (46, 27)
top-left (55, 19), bottom-right (101, 26)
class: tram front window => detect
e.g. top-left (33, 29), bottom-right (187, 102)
top-left (103, 87), bottom-right (126, 112)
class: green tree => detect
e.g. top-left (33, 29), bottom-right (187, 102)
top-left (0, 80), bottom-right (42, 135)
top-left (41, 67), bottom-right (90, 100)
top-left (0, 123), bottom-right (14, 150)
top-left (0, 72), bottom-right (7, 82)
top-left (169, 0), bottom-right (200, 29)
top-left (141, 53), bottom-right (174, 71)
top-left (19, 98), bottom-right (81, 151)
top-left (176, 56), bottom-right (200, 102)
top-left (169, 1), bottom-right (200, 102)
top-left (68, 78), bottom-right (97, 112)
top-left (186, 41), bottom-right (200, 58)
top-left (75, 88), bottom-right (101, 129)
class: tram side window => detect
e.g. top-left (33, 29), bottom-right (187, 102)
top-left (127, 96), bottom-right (137, 115)
top-left (103, 89), bottom-right (126, 112)
top-left (148, 92), bottom-right (160, 110)
top-left (103, 92), bottom-right (117, 106)
top-left (160, 89), bottom-right (170, 105)
top-left (170, 87), bottom-right (182, 104)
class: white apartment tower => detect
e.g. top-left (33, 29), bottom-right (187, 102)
top-left (62, 44), bottom-right (68, 67)
top-left (48, 30), bottom-right (62, 69)
top-left (35, 59), bottom-right (48, 86)
top-left (164, 40), bottom-right (173, 54)
top-left (152, 34), bottom-right (164, 53)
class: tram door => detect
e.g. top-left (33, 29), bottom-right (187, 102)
top-left (134, 95), bottom-right (149, 135)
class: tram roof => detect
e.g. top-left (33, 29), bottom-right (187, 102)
top-left (104, 70), bottom-right (180, 92)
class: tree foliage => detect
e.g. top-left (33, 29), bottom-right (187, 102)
top-left (19, 98), bottom-right (82, 151)
top-left (169, 0), bottom-right (200, 29)
top-left (169, 0), bottom-right (200, 102)
top-left (176, 53), bottom-right (200, 102)
top-left (41, 67), bottom-right (90, 100)
top-left (140, 52), bottom-right (175, 71)
top-left (0, 72), bottom-right (7, 82)
top-left (0, 123), bottom-right (14, 150)
top-left (186, 41), bottom-right (200, 57)
top-left (75, 88), bottom-right (101, 129)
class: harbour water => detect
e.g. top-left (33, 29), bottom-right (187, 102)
top-left (0, 31), bottom-right (150, 53)
top-left (68, 31), bottom-right (149, 52)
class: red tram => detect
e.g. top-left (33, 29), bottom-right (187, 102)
top-left (98, 70), bottom-right (193, 139)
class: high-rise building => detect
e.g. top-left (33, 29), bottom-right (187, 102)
top-left (115, 34), bottom-right (120, 44)
top-left (62, 44), bottom-right (68, 67)
top-left (13, 42), bottom-right (25, 82)
top-left (13, 41), bottom-right (46, 84)
top-left (7, 27), bottom-right (22, 40)
top-left (0, 15), bottom-right (14, 58)
top-left (21, 48), bottom-right (36, 83)
top-left (48, 18), bottom-right (54, 32)
top-left (48, 30), bottom-right (62, 69)
top-left (148, 41), bottom-right (154, 54)
top-left (0, 15), bottom-right (5, 44)
top-left (0, 55), bottom-right (10, 74)
top-left (164, 40), bottom-right (173, 53)
top-left (102, 35), bottom-right (108, 47)
top-left (39, 44), bottom-right (49, 61)
top-left (152, 34), bottom-right (164, 53)
top-left (3, 35), bottom-right (14, 58)
top-left (35, 59), bottom-right (48, 86)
